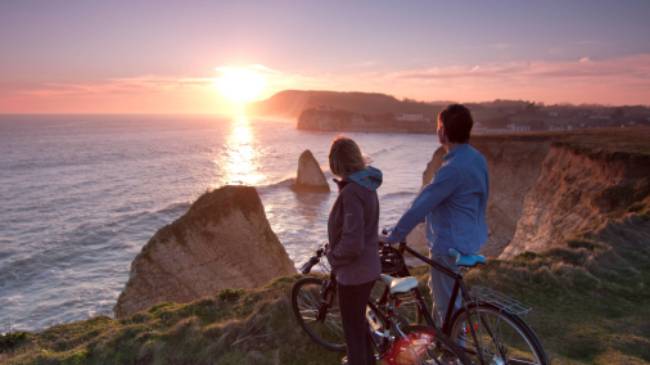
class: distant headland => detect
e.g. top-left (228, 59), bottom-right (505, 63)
top-left (251, 89), bottom-right (650, 133)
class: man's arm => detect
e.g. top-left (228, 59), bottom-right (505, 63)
top-left (327, 189), bottom-right (365, 267)
top-left (387, 164), bottom-right (459, 243)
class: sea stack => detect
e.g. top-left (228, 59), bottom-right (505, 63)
top-left (114, 185), bottom-right (296, 318)
top-left (292, 149), bottom-right (330, 192)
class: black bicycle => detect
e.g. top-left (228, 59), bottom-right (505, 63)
top-left (291, 240), bottom-right (548, 365)
top-left (380, 237), bottom-right (549, 365)
top-left (291, 244), bottom-right (470, 365)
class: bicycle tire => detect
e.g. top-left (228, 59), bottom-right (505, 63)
top-left (449, 302), bottom-right (548, 365)
top-left (291, 276), bottom-right (346, 352)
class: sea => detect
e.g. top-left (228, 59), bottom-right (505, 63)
top-left (0, 114), bottom-right (439, 332)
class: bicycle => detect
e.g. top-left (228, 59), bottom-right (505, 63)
top-left (291, 244), bottom-right (471, 365)
top-left (380, 236), bottom-right (549, 365)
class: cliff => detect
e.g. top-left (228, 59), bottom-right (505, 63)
top-left (113, 186), bottom-right (296, 318)
top-left (418, 128), bottom-right (650, 258)
top-left (297, 108), bottom-right (434, 134)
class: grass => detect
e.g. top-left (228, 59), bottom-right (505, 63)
top-left (473, 127), bottom-right (650, 157)
top-left (2, 216), bottom-right (649, 365)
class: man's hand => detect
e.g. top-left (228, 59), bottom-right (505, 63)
top-left (379, 227), bottom-right (395, 245)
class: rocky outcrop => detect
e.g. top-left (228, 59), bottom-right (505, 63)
top-left (292, 150), bottom-right (330, 192)
top-left (418, 129), bottom-right (650, 258)
top-left (501, 141), bottom-right (650, 258)
top-left (114, 185), bottom-right (296, 318)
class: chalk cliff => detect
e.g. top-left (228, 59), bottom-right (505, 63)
top-left (292, 149), bottom-right (330, 192)
top-left (114, 185), bottom-right (296, 318)
top-left (418, 129), bottom-right (650, 258)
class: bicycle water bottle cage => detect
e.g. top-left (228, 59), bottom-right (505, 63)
top-left (380, 274), bottom-right (418, 295)
top-left (448, 248), bottom-right (486, 267)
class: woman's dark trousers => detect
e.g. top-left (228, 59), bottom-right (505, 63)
top-left (338, 280), bottom-right (376, 365)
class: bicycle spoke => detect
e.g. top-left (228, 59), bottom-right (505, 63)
top-left (451, 305), bottom-right (544, 365)
top-left (292, 278), bottom-right (347, 352)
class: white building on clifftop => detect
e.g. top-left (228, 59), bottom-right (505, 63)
top-left (396, 113), bottom-right (426, 122)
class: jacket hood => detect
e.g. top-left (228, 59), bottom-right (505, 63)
top-left (347, 166), bottom-right (383, 191)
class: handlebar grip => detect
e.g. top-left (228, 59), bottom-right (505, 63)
top-left (299, 256), bottom-right (320, 274)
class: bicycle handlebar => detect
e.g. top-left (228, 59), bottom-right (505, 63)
top-left (299, 244), bottom-right (327, 274)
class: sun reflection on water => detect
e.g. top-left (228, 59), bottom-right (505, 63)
top-left (218, 116), bottom-right (265, 186)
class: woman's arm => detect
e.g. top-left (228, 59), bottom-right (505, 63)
top-left (327, 189), bottom-right (365, 267)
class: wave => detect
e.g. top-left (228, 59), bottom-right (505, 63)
top-left (369, 144), bottom-right (405, 157)
top-left (381, 191), bottom-right (416, 200)
top-left (257, 177), bottom-right (296, 192)
top-left (155, 202), bottom-right (191, 216)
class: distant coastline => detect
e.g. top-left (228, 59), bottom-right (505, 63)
top-left (297, 107), bottom-right (434, 134)
top-left (252, 89), bottom-right (650, 134)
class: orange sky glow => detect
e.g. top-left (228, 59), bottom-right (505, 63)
top-left (2, 53), bottom-right (649, 114)
top-left (2, 1), bottom-right (649, 114)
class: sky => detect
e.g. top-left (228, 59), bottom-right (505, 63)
top-left (1, 0), bottom-right (649, 114)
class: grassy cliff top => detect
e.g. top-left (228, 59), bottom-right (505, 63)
top-left (473, 127), bottom-right (650, 156)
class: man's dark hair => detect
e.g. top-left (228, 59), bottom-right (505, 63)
top-left (439, 104), bottom-right (473, 143)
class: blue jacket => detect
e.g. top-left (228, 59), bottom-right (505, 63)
top-left (327, 166), bottom-right (382, 285)
top-left (387, 144), bottom-right (489, 255)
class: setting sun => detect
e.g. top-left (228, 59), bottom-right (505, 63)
top-left (214, 66), bottom-right (267, 105)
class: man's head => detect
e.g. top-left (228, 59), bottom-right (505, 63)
top-left (437, 104), bottom-right (474, 148)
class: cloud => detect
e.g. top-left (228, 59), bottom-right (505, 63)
top-left (388, 54), bottom-right (650, 82)
top-left (15, 76), bottom-right (214, 98)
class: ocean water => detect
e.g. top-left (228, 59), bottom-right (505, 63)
top-left (0, 115), bottom-right (439, 331)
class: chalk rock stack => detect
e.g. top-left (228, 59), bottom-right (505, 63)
top-left (292, 149), bottom-right (330, 192)
top-left (114, 185), bottom-right (296, 318)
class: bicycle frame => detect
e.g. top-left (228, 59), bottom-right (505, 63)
top-left (395, 242), bottom-right (491, 365)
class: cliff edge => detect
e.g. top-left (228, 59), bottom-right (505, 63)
top-left (114, 185), bottom-right (296, 318)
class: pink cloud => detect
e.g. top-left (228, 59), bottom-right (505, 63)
top-left (390, 54), bottom-right (650, 82)
top-left (14, 76), bottom-right (213, 98)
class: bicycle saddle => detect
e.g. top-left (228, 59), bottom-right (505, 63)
top-left (449, 248), bottom-right (486, 267)
top-left (379, 274), bottom-right (418, 294)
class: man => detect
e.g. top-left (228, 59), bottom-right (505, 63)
top-left (385, 103), bottom-right (489, 326)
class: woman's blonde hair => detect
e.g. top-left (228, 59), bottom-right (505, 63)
top-left (329, 136), bottom-right (366, 177)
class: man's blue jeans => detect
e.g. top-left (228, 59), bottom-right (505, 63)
top-left (428, 251), bottom-right (462, 327)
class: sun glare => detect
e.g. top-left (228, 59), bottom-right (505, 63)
top-left (214, 66), bottom-right (267, 105)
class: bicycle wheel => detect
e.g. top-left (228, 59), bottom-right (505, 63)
top-left (449, 303), bottom-right (548, 365)
top-left (383, 325), bottom-right (471, 365)
top-left (291, 277), bottom-right (346, 352)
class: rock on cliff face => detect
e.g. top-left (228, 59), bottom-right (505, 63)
top-left (292, 149), bottom-right (330, 192)
top-left (114, 185), bottom-right (296, 318)
top-left (418, 131), bottom-right (650, 258)
top-left (501, 142), bottom-right (650, 258)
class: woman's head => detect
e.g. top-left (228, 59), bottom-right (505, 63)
top-left (329, 136), bottom-right (366, 177)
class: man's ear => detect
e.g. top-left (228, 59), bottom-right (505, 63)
top-left (437, 123), bottom-right (448, 145)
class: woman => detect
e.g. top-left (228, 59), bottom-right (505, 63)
top-left (326, 136), bottom-right (382, 365)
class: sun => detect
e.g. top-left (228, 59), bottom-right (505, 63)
top-left (214, 66), bottom-right (267, 105)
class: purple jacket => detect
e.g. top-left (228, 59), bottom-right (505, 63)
top-left (326, 166), bottom-right (382, 286)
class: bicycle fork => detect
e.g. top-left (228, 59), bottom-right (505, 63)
top-left (317, 280), bottom-right (336, 322)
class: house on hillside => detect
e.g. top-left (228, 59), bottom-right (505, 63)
top-left (507, 123), bottom-right (531, 132)
top-left (396, 113), bottom-right (426, 122)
